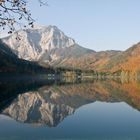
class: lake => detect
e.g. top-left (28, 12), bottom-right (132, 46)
top-left (0, 77), bottom-right (140, 140)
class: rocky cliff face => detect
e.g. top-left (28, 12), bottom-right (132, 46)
top-left (0, 40), bottom-right (51, 74)
top-left (2, 25), bottom-right (94, 65)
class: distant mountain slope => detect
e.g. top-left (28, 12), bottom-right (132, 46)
top-left (96, 42), bottom-right (140, 74)
top-left (56, 50), bottom-right (121, 71)
top-left (56, 42), bottom-right (140, 75)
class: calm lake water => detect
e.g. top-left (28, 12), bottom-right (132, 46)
top-left (0, 77), bottom-right (140, 140)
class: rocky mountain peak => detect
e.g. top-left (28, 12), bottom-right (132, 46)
top-left (2, 25), bottom-right (76, 61)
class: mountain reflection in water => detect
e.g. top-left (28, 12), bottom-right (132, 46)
top-left (1, 77), bottom-right (140, 128)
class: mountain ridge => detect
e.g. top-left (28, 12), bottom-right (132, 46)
top-left (1, 25), bottom-right (140, 75)
top-left (2, 25), bottom-right (77, 61)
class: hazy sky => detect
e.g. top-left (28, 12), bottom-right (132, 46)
top-left (2, 0), bottom-right (140, 51)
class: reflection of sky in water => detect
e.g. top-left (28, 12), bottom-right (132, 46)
top-left (0, 101), bottom-right (140, 140)
top-left (0, 115), bottom-right (12, 120)
top-left (0, 79), bottom-right (140, 140)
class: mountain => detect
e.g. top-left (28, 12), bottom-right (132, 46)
top-left (0, 40), bottom-right (54, 74)
top-left (57, 50), bottom-right (121, 71)
top-left (103, 42), bottom-right (140, 73)
top-left (2, 25), bottom-right (94, 66)
top-left (2, 25), bottom-right (140, 75)
top-left (0, 40), bottom-right (19, 71)
top-left (55, 42), bottom-right (140, 75)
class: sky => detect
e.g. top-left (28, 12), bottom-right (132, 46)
top-left (1, 0), bottom-right (140, 51)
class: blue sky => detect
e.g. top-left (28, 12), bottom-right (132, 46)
top-left (3, 0), bottom-right (140, 51)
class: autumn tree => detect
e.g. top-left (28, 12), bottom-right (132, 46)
top-left (0, 0), bottom-right (47, 33)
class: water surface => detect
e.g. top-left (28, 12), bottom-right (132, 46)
top-left (0, 77), bottom-right (140, 140)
